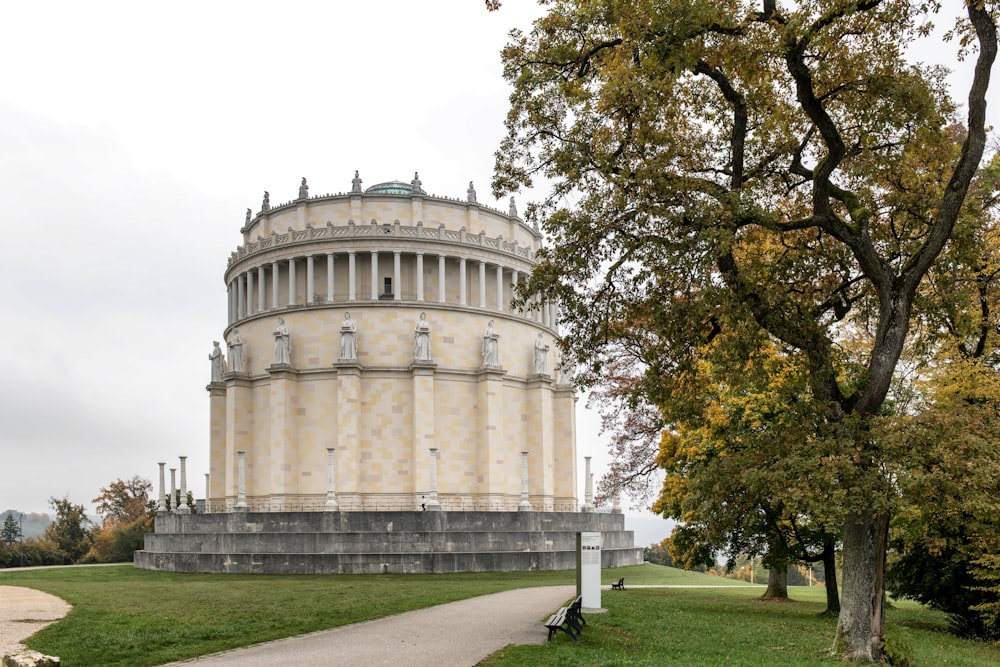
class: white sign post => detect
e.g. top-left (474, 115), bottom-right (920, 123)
top-left (579, 531), bottom-right (602, 611)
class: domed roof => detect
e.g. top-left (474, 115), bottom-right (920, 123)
top-left (365, 180), bottom-right (426, 195)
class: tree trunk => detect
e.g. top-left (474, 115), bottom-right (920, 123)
top-left (834, 508), bottom-right (888, 661)
top-left (761, 563), bottom-right (788, 600)
top-left (822, 536), bottom-right (840, 615)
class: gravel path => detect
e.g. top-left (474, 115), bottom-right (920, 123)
top-left (0, 585), bottom-right (71, 656)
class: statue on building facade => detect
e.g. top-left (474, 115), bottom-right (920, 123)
top-left (227, 329), bottom-right (246, 374)
top-left (509, 197), bottom-right (518, 218)
top-left (533, 333), bottom-right (549, 375)
top-left (411, 171), bottom-right (422, 194)
top-left (467, 181), bottom-right (477, 203)
top-left (413, 312), bottom-right (431, 361)
top-left (261, 191), bottom-right (270, 212)
top-left (298, 177), bottom-right (309, 199)
top-left (209, 341), bottom-right (227, 382)
top-left (339, 312), bottom-right (357, 360)
top-left (273, 318), bottom-right (291, 365)
top-left (244, 208), bottom-right (252, 227)
top-left (482, 320), bottom-right (500, 367)
top-left (351, 170), bottom-right (363, 193)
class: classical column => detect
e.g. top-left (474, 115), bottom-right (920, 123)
top-left (519, 451), bottom-right (532, 511)
top-left (394, 251), bottom-right (401, 300)
top-left (271, 261), bottom-right (280, 309)
top-left (237, 274), bottom-right (246, 320)
top-left (427, 447), bottom-right (441, 510)
top-left (438, 256), bottom-right (446, 303)
top-left (246, 270), bottom-right (254, 316)
top-left (306, 255), bottom-right (315, 303)
top-left (157, 462), bottom-right (167, 512)
top-left (496, 265), bottom-right (504, 312)
top-left (204, 473), bottom-right (211, 514)
top-left (258, 266), bottom-right (266, 312)
top-left (371, 251), bottom-right (379, 300)
top-left (235, 451), bottom-right (247, 510)
top-left (325, 447), bottom-right (339, 511)
top-left (478, 261), bottom-right (487, 307)
top-left (459, 258), bottom-right (467, 305)
top-left (613, 491), bottom-right (622, 514)
top-left (169, 467), bottom-right (177, 512)
top-left (227, 282), bottom-right (234, 324)
top-left (288, 258), bottom-right (297, 306)
top-left (511, 270), bottom-right (519, 316)
top-left (582, 456), bottom-right (595, 512)
top-left (326, 253), bottom-right (335, 302)
top-left (178, 456), bottom-right (191, 514)
top-left (348, 252), bottom-right (357, 301)
top-left (416, 252), bottom-right (425, 301)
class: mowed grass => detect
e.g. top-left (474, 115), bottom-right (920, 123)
top-left (2, 563), bottom-right (999, 666)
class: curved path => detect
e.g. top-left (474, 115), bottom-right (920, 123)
top-left (162, 584), bottom-right (576, 667)
top-left (0, 585), bottom-right (72, 656)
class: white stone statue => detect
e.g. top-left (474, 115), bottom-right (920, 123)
top-left (209, 341), bottom-right (227, 382)
top-left (273, 318), bottom-right (291, 365)
top-left (533, 333), bottom-right (549, 375)
top-left (413, 312), bottom-right (431, 361)
top-left (261, 190), bottom-right (270, 212)
top-left (482, 320), bottom-right (500, 367)
top-left (298, 177), bottom-right (309, 199)
top-left (340, 312), bottom-right (357, 360)
top-left (227, 329), bottom-right (246, 374)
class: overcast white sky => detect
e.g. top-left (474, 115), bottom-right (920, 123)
top-left (0, 2), bottom-right (991, 551)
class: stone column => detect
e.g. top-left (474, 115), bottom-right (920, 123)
top-left (370, 251), bottom-right (379, 300)
top-left (225, 375), bottom-right (252, 510)
top-left (327, 253), bottom-right (335, 302)
top-left (394, 251), bottom-right (401, 300)
top-left (479, 261), bottom-right (487, 308)
top-left (496, 265), bottom-right (504, 312)
top-left (438, 256), bottom-right (446, 303)
top-left (478, 366), bottom-right (506, 509)
top-left (237, 274), bottom-right (246, 320)
top-left (157, 462), bottom-right (167, 512)
top-left (412, 363), bottom-right (436, 509)
top-left (288, 258), bottom-right (297, 306)
top-left (236, 450), bottom-right (247, 510)
top-left (325, 447), bottom-right (339, 511)
top-left (519, 451), bottom-right (532, 511)
top-left (227, 282), bottom-right (234, 324)
top-left (348, 252), bottom-right (357, 300)
top-left (169, 467), bottom-right (177, 512)
top-left (416, 253), bottom-right (424, 301)
top-left (427, 447), bottom-right (441, 510)
top-left (335, 362), bottom-right (362, 510)
top-left (267, 365), bottom-right (297, 511)
top-left (459, 258), bottom-right (467, 305)
top-left (204, 473), bottom-right (211, 514)
top-left (582, 456), bottom-right (595, 512)
top-left (613, 492), bottom-right (622, 514)
top-left (246, 270), bottom-right (254, 316)
top-left (178, 456), bottom-right (191, 514)
top-left (271, 261), bottom-right (280, 309)
top-left (306, 255), bottom-right (315, 303)
top-left (258, 266), bottom-right (266, 312)
top-left (527, 374), bottom-right (555, 510)
top-left (511, 270), bottom-right (519, 316)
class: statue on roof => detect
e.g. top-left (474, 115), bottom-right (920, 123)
top-left (244, 208), bottom-right (252, 226)
top-left (467, 181), bottom-right (477, 203)
top-left (298, 177), bottom-right (309, 199)
top-left (411, 171), bottom-right (422, 194)
top-left (509, 197), bottom-right (518, 218)
top-left (261, 191), bottom-right (270, 212)
top-left (352, 170), bottom-right (363, 193)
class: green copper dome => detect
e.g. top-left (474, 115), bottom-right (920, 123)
top-left (365, 180), bottom-right (426, 195)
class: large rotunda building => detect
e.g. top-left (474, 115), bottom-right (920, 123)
top-left (136, 173), bottom-right (641, 574)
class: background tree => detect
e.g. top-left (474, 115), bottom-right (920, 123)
top-left (1, 512), bottom-right (19, 546)
top-left (493, 0), bottom-right (997, 660)
top-left (93, 476), bottom-right (152, 526)
top-left (43, 496), bottom-right (92, 564)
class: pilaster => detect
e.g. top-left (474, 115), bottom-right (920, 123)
top-left (411, 362), bottom-right (437, 502)
top-left (477, 366), bottom-right (506, 506)
top-left (224, 373), bottom-right (253, 508)
top-left (334, 361), bottom-right (363, 509)
top-left (207, 383), bottom-right (227, 506)
top-left (267, 365), bottom-right (298, 511)
top-left (527, 373), bottom-right (555, 510)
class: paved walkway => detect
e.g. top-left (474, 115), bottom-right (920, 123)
top-left (0, 585), bottom-right (72, 656)
top-left (161, 585), bottom-right (576, 667)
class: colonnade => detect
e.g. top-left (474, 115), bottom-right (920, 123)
top-left (226, 250), bottom-right (559, 328)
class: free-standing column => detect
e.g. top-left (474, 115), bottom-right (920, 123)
top-left (582, 456), bottom-right (595, 512)
top-left (178, 456), bottom-right (191, 514)
top-left (479, 261), bottom-right (487, 307)
top-left (326, 253), bottom-right (335, 302)
top-left (271, 261), bottom-right (280, 309)
top-left (438, 256), bottom-right (446, 303)
top-left (307, 255), bottom-right (315, 303)
top-left (204, 473), bottom-right (211, 514)
top-left (157, 462), bottom-right (166, 512)
top-left (370, 251), bottom-right (379, 299)
top-left (237, 275), bottom-right (246, 320)
top-left (348, 252), bottom-right (357, 300)
top-left (246, 270), bottom-right (254, 316)
top-left (496, 265), bottom-right (504, 312)
top-left (258, 266), bottom-right (266, 312)
top-left (236, 451), bottom-right (247, 510)
top-left (427, 447), bottom-right (441, 511)
top-left (288, 258), bottom-right (297, 306)
top-left (459, 259), bottom-right (467, 305)
top-left (416, 253), bottom-right (424, 301)
top-left (393, 252), bottom-right (401, 300)
top-left (519, 451), bottom-right (532, 511)
top-left (325, 447), bottom-right (339, 511)
top-left (169, 468), bottom-right (177, 512)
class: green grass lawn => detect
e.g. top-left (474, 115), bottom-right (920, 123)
top-left (2, 563), bottom-right (998, 666)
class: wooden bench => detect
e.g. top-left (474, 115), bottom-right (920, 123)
top-left (543, 595), bottom-right (585, 644)
top-left (611, 577), bottom-right (625, 590)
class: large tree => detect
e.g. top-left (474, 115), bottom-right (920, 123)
top-left (492, 0), bottom-right (997, 660)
